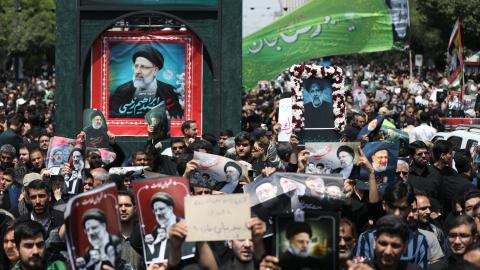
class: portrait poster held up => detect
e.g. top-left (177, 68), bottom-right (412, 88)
top-left (133, 177), bottom-right (195, 264)
top-left (65, 183), bottom-right (123, 270)
top-left (46, 136), bottom-right (81, 175)
top-left (190, 151), bottom-right (246, 193)
top-left (145, 102), bottom-right (170, 141)
top-left (305, 142), bottom-right (360, 179)
top-left (287, 65), bottom-right (345, 143)
top-left (83, 108), bottom-right (110, 149)
top-left (91, 31), bottom-right (203, 136)
top-left (355, 140), bottom-right (399, 191)
top-left (244, 173), bottom-right (344, 228)
top-left (274, 211), bottom-right (339, 270)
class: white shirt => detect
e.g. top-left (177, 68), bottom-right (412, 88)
top-left (412, 123), bottom-right (437, 142)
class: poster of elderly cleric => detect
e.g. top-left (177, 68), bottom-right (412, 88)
top-left (301, 78), bottom-right (339, 141)
top-left (244, 173), bottom-right (344, 221)
top-left (385, 0), bottom-right (410, 46)
top-left (46, 136), bottom-right (80, 175)
top-left (83, 109), bottom-right (110, 149)
top-left (65, 183), bottom-right (122, 270)
top-left (133, 177), bottom-right (195, 264)
top-left (91, 31), bottom-right (203, 136)
top-left (305, 142), bottom-right (360, 179)
top-left (190, 151), bottom-right (245, 193)
top-left (275, 211), bottom-right (338, 270)
top-left (355, 141), bottom-right (399, 191)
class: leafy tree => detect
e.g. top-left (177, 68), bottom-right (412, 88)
top-left (0, 0), bottom-right (55, 72)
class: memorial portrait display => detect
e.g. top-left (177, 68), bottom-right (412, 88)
top-left (65, 183), bottom-right (122, 270)
top-left (305, 142), bottom-right (360, 179)
top-left (190, 151), bottom-right (245, 193)
top-left (275, 211), bottom-right (338, 270)
top-left (91, 31), bottom-right (203, 136)
top-left (287, 64), bottom-right (345, 142)
top-left (145, 102), bottom-right (170, 141)
top-left (133, 177), bottom-right (195, 264)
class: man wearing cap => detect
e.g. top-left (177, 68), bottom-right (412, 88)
top-left (82, 208), bottom-right (121, 269)
top-left (109, 44), bottom-right (183, 119)
top-left (332, 145), bottom-right (355, 179)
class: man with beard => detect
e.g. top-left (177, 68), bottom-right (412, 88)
top-left (37, 135), bottom-right (50, 156)
top-left (144, 192), bottom-right (194, 262)
top-left (18, 180), bottom-right (64, 237)
top-left (338, 218), bottom-right (356, 270)
top-left (354, 182), bottom-right (428, 268)
top-left (29, 149), bottom-right (45, 174)
top-left (348, 215), bottom-right (422, 270)
top-left (83, 110), bottom-right (109, 149)
top-left (82, 208), bottom-right (121, 269)
top-left (117, 191), bottom-right (140, 268)
top-left (414, 191), bottom-right (448, 254)
top-left (371, 149), bottom-right (389, 173)
top-left (63, 148), bottom-right (85, 195)
top-left (12, 220), bottom-right (66, 270)
top-left (221, 161), bottom-right (242, 193)
top-left (332, 145), bottom-right (355, 179)
top-left (1, 221), bottom-right (19, 269)
top-left (385, 0), bottom-right (409, 41)
top-left (406, 141), bottom-right (442, 212)
top-left (303, 79), bottom-right (335, 129)
top-left (109, 44), bottom-right (183, 119)
top-left (279, 221), bottom-right (330, 269)
top-left (0, 144), bottom-right (16, 171)
top-left (0, 117), bottom-right (24, 155)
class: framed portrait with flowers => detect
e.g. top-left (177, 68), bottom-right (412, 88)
top-left (287, 64), bottom-right (345, 142)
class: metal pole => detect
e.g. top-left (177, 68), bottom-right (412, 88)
top-left (409, 49), bottom-right (413, 80)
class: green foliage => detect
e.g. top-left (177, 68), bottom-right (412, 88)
top-left (0, 0), bottom-right (55, 69)
top-left (410, 0), bottom-right (480, 65)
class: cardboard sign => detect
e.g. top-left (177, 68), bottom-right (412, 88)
top-left (185, 194), bottom-right (251, 242)
top-left (278, 98), bottom-right (293, 142)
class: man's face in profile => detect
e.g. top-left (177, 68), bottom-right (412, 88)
top-left (91, 116), bottom-right (103, 130)
top-left (310, 82), bottom-right (323, 108)
top-left (372, 149), bottom-right (389, 172)
top-left (133, 56), bottom-right (157, 89)
top-left (389, 0), bottom-right (408, 38)
top-left (338, 151), bottom-right (354, 168)
top-left (256, 182), bottom-right (277, 203)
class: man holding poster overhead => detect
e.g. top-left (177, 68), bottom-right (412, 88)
top-left (109, 44), bottom-right (183, 119)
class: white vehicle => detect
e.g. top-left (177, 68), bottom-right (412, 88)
top-left (432, 126), bottom-right (480, 150)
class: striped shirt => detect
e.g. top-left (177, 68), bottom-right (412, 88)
top-left (354, 228), bottom-right (428, 269)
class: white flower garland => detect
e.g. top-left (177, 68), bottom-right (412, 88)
top-left (288, 64), bottom-right (346, 131)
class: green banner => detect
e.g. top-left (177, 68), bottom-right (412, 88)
top-left (242, 0), bottom-right (409, 88)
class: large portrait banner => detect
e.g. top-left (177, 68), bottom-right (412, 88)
top-left (65, 183), bottom-right (122, 270)
top-left (91, 31), bottom-right (203, 136)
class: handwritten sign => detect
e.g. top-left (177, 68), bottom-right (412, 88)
top-left (278, 98), bottom-right (293, 142)
top-left (185, 194), bottom-right (251, 242)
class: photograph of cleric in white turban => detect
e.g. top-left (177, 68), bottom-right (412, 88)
top-left (78, 208), bottom-right (121, 270)
top-left (275, 212), bottom-right (337, 270)
top-left (302, 78), bottom-right (335, 129)
top-left (109, 44), bottom-right (183, 119)
top-left (356, 141), bottom-right (399, 191)
top-left (385, 0), bottom-right (409, 41)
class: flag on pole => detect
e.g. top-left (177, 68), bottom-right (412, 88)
top-left (447, 17), bottom-right (464, 90)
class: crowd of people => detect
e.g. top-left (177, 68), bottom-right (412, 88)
top-left (0, 59), bottom-right (479, 270)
